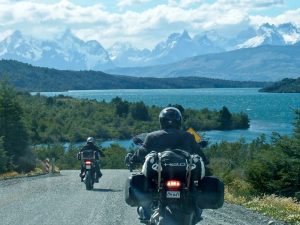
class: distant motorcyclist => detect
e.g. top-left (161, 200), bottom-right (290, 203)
top-left (78, 137), bottom-right (105, 182)
top-left (130, 107), bottom-right (208, 222)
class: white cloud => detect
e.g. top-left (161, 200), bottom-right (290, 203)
top-left (250, 8), bottom-right (300, 27)
top-left (176, 0), bottom-right (203, 8)
top-left (0, 0), bottom-right (298, 49)
top-left (215, 0), bottom-right (283, 9)
top-left (245, 0), bottom-right (284, 8)
top-left (0, 0), bottom-right (108, 25)
top-left (0, 29), bottom-right (13, 41)
top-left (117, 0), bottom-right (150, 8)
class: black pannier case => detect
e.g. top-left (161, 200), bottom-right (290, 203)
top-left (125, 173), bottom-right (155, 207)
top-left (196, 176), bottom-right (224, 209)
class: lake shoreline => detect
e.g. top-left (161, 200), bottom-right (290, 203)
top-left (32, 88), bottom-right (299, 144)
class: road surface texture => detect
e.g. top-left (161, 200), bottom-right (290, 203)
top-left (0, 170), bottom-right (289, 225)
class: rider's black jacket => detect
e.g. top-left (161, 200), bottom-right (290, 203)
top-left (133, 128), bottom-right (209, 165)
top-left (80, 142), bottom-right (105, 159)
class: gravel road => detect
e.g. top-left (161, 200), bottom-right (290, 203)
top-left (0, 170), bottom-right (289, 225)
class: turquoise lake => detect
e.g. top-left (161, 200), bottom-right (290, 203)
top-left (36, 88), bottom-right (300, 145)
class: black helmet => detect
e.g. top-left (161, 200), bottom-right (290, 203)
top-left (86, 137), bottom-right (95, 144)
top-left (159, 107), bottom-right (182, 129)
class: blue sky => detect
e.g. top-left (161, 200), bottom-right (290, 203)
top-left (38, 0), bottom-right (298, 14)
top-left (0, 0), bottom-right (299, 49)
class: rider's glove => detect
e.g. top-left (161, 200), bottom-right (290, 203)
top-left (130, 153), bottom-right (140, 164)
top-left (124, 153), bottom-right (133, 164)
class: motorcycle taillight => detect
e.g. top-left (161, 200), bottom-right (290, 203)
top-left (166, 180), bottom-right (181, 190)
top-left (85, 160), bottom-right (92, 165)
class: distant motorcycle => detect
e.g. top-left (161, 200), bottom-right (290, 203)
top-left (78, 150), bottom-right (98, 190)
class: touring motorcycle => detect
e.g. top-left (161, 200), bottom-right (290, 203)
top-left (78, 150), bottom-right (98, 190)
top-left (125, 135), bottom-right (224, 225)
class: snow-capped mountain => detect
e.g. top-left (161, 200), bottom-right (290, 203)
top-left (147, 30), bottom-right (199, 65)
top-left (0, 31), bottom-right (43, 62)
top-left (110, 23), bottom-right (300, 67)
top-left (192, 33), bottom-right (225, 54)
top-left (108, 42), bottom-right (151, 67)
top-left (1, 23), bottom-right (300, 71)
top-left (0, 30), bottom-right (113, 70)
top-left (195, 30), bottom-right (233, 51)
top-left (107, 45), bottom-right (300, 81)
top-left (278, 23), bottom-right (300, 44)
top-left (107, 30), bottom-right (202, 66)
top-left (108, 30), bottom-right (223, 67)
top-left (237, 23), bottom-right (300, 49)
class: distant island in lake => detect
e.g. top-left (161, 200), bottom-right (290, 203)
top-left (259, 77), bottom-right (300, 93)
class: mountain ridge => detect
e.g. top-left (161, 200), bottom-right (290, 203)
top-left (106, 45), bottom-right (300, 81)
top-left (1, 23), bottom-right (300, 71)
top-left (0, 59), bottom-right (268, 91)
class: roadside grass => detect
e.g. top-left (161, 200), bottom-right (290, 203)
top-left (225, 186), bottom-right (300, 225)
top-left (245, 195), bottom-right (300, 225)
top-left (0, 171), bottom-right (20, 179)
top-left (0, 166), bottom-right (60, 180)
top-left (0, 168), bottom-right (46, 180)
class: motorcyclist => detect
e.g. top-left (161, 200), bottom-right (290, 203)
top-left (78, 137), bottom-right (105, 182)
top-left (131, 107), bottom-right (209, 164)
top-left (130, 107), bottom-right (209, 222)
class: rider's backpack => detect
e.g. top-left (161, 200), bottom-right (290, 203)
top-left (195, 176), bottom-right (224, 209)
top-left (125, 173), bottom-right (155, 207)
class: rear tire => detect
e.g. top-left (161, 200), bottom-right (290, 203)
top-left (85, 170), bottom-right (93, 190)
top-left (158, 207), bottom-right (179, 225)
top-left (158, 207), bottom-right (194, 225)
top-left (129, 164), bottom-right (133, 172)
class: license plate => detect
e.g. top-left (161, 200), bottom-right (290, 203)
top-left (166, 191), bottom-right (180, 198)
top-left (85, 165), bottom-right (91, 169)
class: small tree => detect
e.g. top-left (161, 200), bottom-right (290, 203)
top-left (101, 144), bottom-right (127, 169)
top-left (112, 97), bottom-right (129, 117)
top-left (293, 110), bottom-right (300, 141)
top-left (0, 137), bottom-right (8, 173)
top-left (218, 106), bottom-right (232, 130)
top-left (0, 81), bottom-right (33, 172)
top-left (130, 101), bottom-right (149, 121)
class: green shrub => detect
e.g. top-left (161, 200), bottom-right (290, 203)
top-left (101, 144), bottom-right (127, 169)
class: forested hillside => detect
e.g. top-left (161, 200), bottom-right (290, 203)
top-left (0, 60), bottom-right (267, 91)
top-left (0, 81), bottom-right (249, 173)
